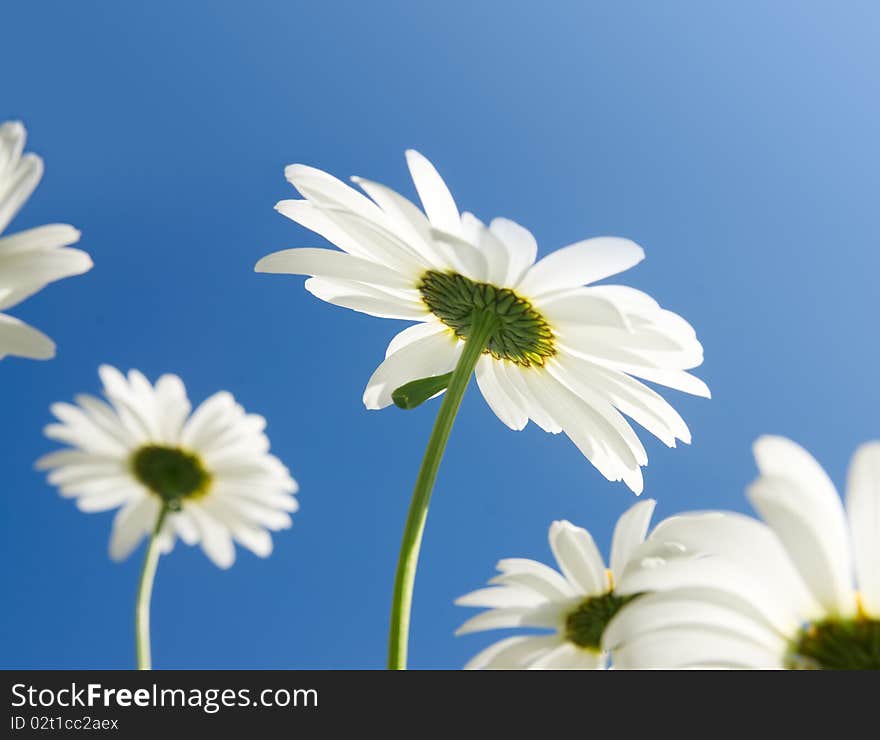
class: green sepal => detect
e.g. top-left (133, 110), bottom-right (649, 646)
top-left (392, 372), bottom-right (454, 410)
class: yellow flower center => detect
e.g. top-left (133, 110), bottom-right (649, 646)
top-left (418, 270), bottom-right (556, 367)
top-left (131, 444), bottom-right (212, 508)
top-left (786, 614), bottom-right (880, 670)
top-left (564, 591), bottom-right (640, 651)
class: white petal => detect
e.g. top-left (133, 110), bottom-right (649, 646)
top-left (522, 369), bottom-right (643, 493)
top-left (153, 374), bottom-right (191, 444)
top-left (638, 511), bottom-right (821, 620)
top-left (617, 556), bottom-right (799, 636)
top-left (558, 355), bottom-right (690, 446)
top-left (274, 198), bottom-right (378, 261)
top-left (405, 150), bottom-right (460, 235)
top-left (352, 176), bottom-right (450, 269)
top-left (464, 635), bottom-right (560, 670)
top-left (528, 641), bottom-right (589, 669)
top-left (558, 324), bottom-right (703, 370)
top-left (187, 504), bottom-right (236, 569)
top-left (490, 217), bottom-right (538, 286)
top-left (384, 320), bottom-right (447, 359)
top-left (0, 223), bottom-right (80, 255)
top-left (609, 499), bottom-right (656, 582)
top-left (536, 290), bottom-right (630, 331)
top-left (0, 122), bottom-right (26, 181)
top-left (472, 219), bottom-right (509, 285)
top-left (363, 330), bottom-right (460, 409)
top-left (546, 360), bottom-right (648, 466)
top-left (180, 391), bottom-right (235, 450)
top-left (497, 363), bottom-right (561, 433)
top-left (846, 442), bottom-right (880, 616)
top-left (0, 244), bottom-right (91, 289)
top-left (284, 164), bottom-right (384, 226)
top-left (304, 277), bottom-right (428, 320)
top-left (747, 473), bottom-right (856, 616)
top-left (455, 585), bottom-right (544, 609)
top-left (0, 313), bottom-right (54, 359)
top-left (255, 247), bottom-right (413, 290)
top-left (428, 227), bottom-right (489, 282)
top-left (75, 487), bottom-right (137, 512)
top-left (493, 557), bottom-right (576, 600)
top-left (36, 449), bottom-right (108, 469)
top-left (201, 497), bottom-right (274, 558)
top-left (548, 520), bottom-right (608, 595)
top-left (475, 356), bottom-right (528, 431)
top-left (753, 436), bottom-right (841, 505)
top-left (518, 237), bottom-right (645, 297)
top-left (0, 152), bottom-right (42, 233)
top-left (613, 626), bottom-right (782, 670)
top-left (603, 589), bottom-right (788, 655)
top-left (455, 606), bottom-right (560, 635)
top-left (109, 495), bottom-right (159, 562)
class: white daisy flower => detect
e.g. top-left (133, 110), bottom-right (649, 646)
top-left (608, 436), bottom-right (880, 670)
top-left (256, 151), bottom-right (708, 493)
top-left (37, 365), bottom-right (299, 569)
top-left (456, 500), bottom-right (656, 669)
top-left (0, 121), bottom-right (92, 360)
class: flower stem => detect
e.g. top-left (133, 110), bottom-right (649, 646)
top-left (387, 310), bottom-right (497, 670)
top-left (135, 503), bottom-right (170, 670)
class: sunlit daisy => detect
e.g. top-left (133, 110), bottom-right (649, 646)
top-left (0, 121), bottom-right (92, 360)
top-left (257, 151), bottom-right (707, 669)
top-left (256, 151), bottom-right (707, 494)
top-left (608, 437), bottom-right (880, 670)
top-left (456, 500), bottom-right (656, 669)
top-left (37, 365), bottom-right (298, 668)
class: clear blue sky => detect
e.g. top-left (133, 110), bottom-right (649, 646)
top-left (2, 1), bottom-right (878, 669)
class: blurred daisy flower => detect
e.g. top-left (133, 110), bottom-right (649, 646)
top-left (37, 365), bottom-right (298, 668)
top-left (609, 437), bottom-right (880, 670)
top-left (38, 365), bottom-right (298, 568)
top-left (456, 500), bottom-right (656, 669)
top-left (256, 151), bottom-right (707, 494)
top-left (0, 121), bottom-right (92, 361)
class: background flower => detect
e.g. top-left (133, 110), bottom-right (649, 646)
top-left (37, 365), bottom-right (299, 569)
top-left (456, 500), bottom-right (655, 669)
top-left (609, 437), bottom-right (880, 670)
top-left (0, 121), bottom-right (91, 360)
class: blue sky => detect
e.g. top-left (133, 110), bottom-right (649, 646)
top-left (2, 1), bottom-right (878, 669)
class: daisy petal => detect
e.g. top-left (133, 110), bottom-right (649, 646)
top-left (464, 635), bottom-right (560, 670)
top-left (363, 330), bottom-right (460, 409)
top-left (845, 442), bottom-right (880, 616)
top-left (0, 313), bottom-right (54, 360)
top-left (255, 247), bottom-right (413, 290)
top-left (109, 495), bottom-right (158, 562)
top-left (613, 625), bottom-right (782, 670)
top-left (0, 152), bottom-right (42, 233)
top-left (548, 520), bottom-right (608, 595)
top-left (517, 237), bottom-right (645, 297)
top-left (304, 277), bottom-right (427, 320)
top-left (490, 217), bottom-right (538, 286)
top-left (609, 499), bottom-right (656, 583)
top-left (405, 150), bottom-right (460, 236)
top-left (475, 356), bottom-right (528, 431)
top-left (748, 439), bottom-right (855, 616)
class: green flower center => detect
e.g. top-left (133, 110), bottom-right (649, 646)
top-left (418, 270), bottom-right (555, 367)
top-left (565, 591), bottom-right (640, 651)
top-left (131, 444), bottom-right (211, 508)
top-left (786, 617), bottom-right (880, 670)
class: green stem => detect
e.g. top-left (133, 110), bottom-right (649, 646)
top-left (387, 311), bottom-right (497, 670)
top-left (135, 503), bottom-right (169, 670)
